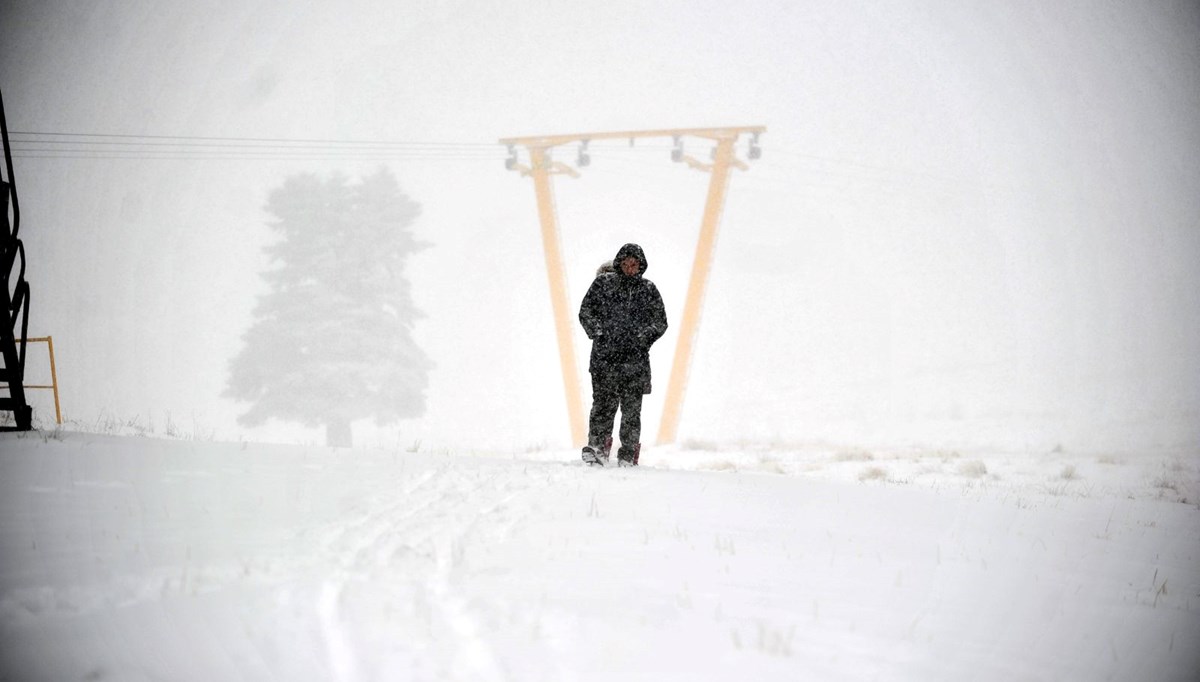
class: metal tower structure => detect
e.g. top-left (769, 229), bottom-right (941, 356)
top-left (0, 88), bottom-right (33, 431)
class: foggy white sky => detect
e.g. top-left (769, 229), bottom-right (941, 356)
top-left (0, 0), bottom-right (1197, 452)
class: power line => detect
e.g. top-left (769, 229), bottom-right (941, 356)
top-left (9, 146), bottom-right (496, 156)
top-left (10, 130), bottom-right (496, 147)
top-left (10, 154), bottom-right (504, 162)
top-left (10, 151), bottom-right (502, 161)
top-left (8, 129), bottom-right (970, 193)
top-left (12, 141), bottom-right (502, 152)
top-left (8, 130), bottom-right (507, 162)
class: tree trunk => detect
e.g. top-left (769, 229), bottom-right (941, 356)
top-left (326, 419), bottom-right (352, 448)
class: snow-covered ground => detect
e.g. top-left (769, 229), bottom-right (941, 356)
top-left (1, 431), bottom-right (1197, 681)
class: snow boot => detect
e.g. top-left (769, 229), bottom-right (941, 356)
top-left (582, 436), bottom-right (612, 466)
top-left (581, 445), bottom-right (602, 466)
top-left (617, 443), bottom-right (640, 467)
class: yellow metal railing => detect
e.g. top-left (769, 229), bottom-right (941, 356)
top-left (14, 335), bottom-right (61, 424)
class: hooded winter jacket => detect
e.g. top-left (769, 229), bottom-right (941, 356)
top-left (578, 243), bottom-right (669, 394)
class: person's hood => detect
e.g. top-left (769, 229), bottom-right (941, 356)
top-left (613, 243), bottom-right (648, 277)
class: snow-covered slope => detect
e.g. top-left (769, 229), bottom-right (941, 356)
top-left (1, 432), bottom-right (1197, 681)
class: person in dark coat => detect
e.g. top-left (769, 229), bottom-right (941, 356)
top-left (578, 243), bottom-right (668, 466)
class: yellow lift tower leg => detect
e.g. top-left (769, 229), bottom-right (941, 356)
top-left (656, 134), bottom-right (741, 444)
top-left (501, 126), bottom-right (763, 447)
top-left (528, 147), bottom-right (587, 447)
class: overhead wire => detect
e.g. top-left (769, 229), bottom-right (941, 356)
top-left (7, 130), bottom-right (504, 161)
top-left (10, 130), bottom-right (496, 147)
top-left (10, 147), bottom-right (501, 157)
top-left (7, 129), bottom-right (972, 201)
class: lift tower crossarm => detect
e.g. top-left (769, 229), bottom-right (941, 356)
top-left (500, 126), bottom-right (765, 149)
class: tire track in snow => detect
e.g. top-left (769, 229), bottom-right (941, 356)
top-left (318, 579), bottom-right (359, 682)
top-left (314, 468), bottom-right (440, 681)
top-left (312, 461), bottom-right (572, 680)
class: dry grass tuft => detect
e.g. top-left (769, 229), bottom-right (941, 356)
top-left (1152, 473), bottom-right (1179, 492)
top-left (757, 458), bottom-right (788, 475)
top-left (836, 449), bottom-right (875, 462)
top-left (957, 460), bottom-right (988, 478)
top-left (858, 466), bottom-right (889, 481)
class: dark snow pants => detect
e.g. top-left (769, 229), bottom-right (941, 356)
top-left (587, 372), bottom-right (644, 455)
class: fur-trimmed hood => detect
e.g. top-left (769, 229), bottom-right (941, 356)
top-left (613, 243), bottom-right (648, 277)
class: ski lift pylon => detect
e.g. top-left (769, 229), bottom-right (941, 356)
top-left (498, 125), bottom-right (766, 446)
